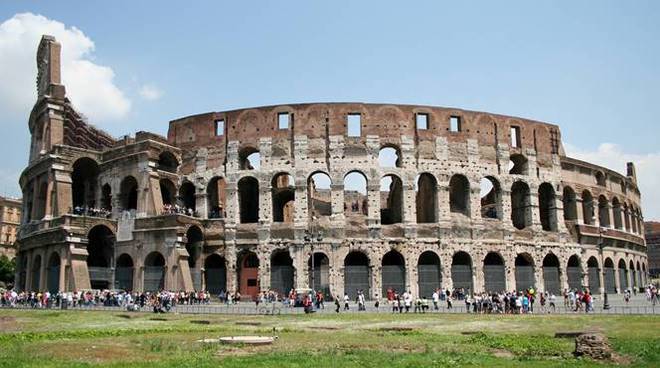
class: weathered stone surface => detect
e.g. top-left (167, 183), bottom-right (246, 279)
top-left (574, 333), bottom-right (613, 360)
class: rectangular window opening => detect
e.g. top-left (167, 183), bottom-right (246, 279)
top-left (449, 116), bottom-right (461, 132)
top-left (511, 126), bottom-right (521, 147)
top-left (416, 113), bottom-right (428, 130)
top-left (347, 113), bottom-right (361, 137)
top-left (278, 112), bottom-right (290, 130)
top-left (214, 119), bottom-right (224, 136)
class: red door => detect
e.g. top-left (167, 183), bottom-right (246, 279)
top-left (239, 253), bottom-right (259, 300)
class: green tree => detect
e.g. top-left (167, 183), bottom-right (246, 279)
top-left (0, 255), bottom-right (16, 286)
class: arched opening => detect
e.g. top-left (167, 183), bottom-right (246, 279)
top-left (344, 171), bottom-right (368, 218)
top-left (612, 197), bottom-right (623, 230)
top-left (509, 154), bottom-right (528, 175)
top-left (381, 250), bottom-right (405, 296)
top-left (587, 257), bottom-right (600, 293)
top-left (238, 177), bottom-right (259, 223)
top-left (46, 252), bottom-right (60, 294)
top-left (480, 177), bottom-right (501, 220)
top-left (179, 181), bottom-right (196, 214)
top-left (567, 255), bottom-right (582, 291)
top-left (308, 172), bottom-right (332, 218)
top-left (308, 252), bottom-right (330, 298)
top-left (515, 253), bottom-right (535, 291)
top-left (636, 261), bottom-right (642, 288)
top-left (71, 157), bottom-right (99, 209)
top-left (87, 225), bottom-right (115, 289)
top-left (380, 174), bottom-right (403, 224)
top-left (101, 184), bottom-right (112, 211)
top-left (239, 147), bottom-right (260, 170)
top-left (418, 251), bottom-right (441, 298)
top-left (119, 176), bottom-right (138, 212)
top-left (623, 204), bottom-right (631, 232)
top-left (630, 206), bottom-right (638, 233)
top-left (618, 259), bottom-right (629, 291)
top-left (630, 260), bottom-right (637, 290)
top-left (115, 254), bottom-right (134, 291)
top-left (344, 251), bottom-right (370, 300)
top-left (542, 253), bottom-right (561, 294)
top-left (449, 174), bottom-right (470, 217)
top-left (598, 195), bottom-right (610, 228)
top-left (415, 174), bottom-right (437, 223)
top-left (603, 258), bottom-right (616, 294)
top-left (186, 226), bottom-right (203, 290)
top-left (31, 255), bottom-right (41, 291)
top-left (207, 176), bottom-right (226, 219)
top-left (451, 251), bottom-right (473, 292)
top-left (270, 250), bottom-right (294, 295)
top-left (204, 254), bottom-right (226, 294)
top-left (595, 171), bottom-right (606, 186)
top-left (272, 173), bottom-right (295, 223)
top-left (641, 263), bottom-right (647, 287)
top-left (157, 151), bottom-right (179, 173)
top-left (238, 251), bottom-right (259, 299)
top-left (378, 146), bottom-right (401, 168)
top-left (582, 190), bottom-right (594, 225)
top-left (511, 181), bottom-right (531, 229)
top-left (144, 252), bottom-right (165, 291)
top-left (483, 252), bottom-right (506, 293)
top-left (35, 182), bottom-right (48, 219)
top-left (159, 179), bottom-right (176, 206)
top-left (563, 187), bottom-right (577, 221)
top-left (539, 183), bottom-right (557, 231)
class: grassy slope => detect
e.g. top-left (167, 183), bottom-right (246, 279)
top-left (0, 310), bottom-right (658, 367)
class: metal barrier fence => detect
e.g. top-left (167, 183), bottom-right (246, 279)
top-left (1, 302), bottom-right (658, 315)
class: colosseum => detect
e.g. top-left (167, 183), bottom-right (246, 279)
top-left (15, 35), bottom-right (649, 300)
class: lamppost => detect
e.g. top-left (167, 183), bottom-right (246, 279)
top-left (304, 217), bottom-right (323, 293)
top-left (598, 227), bottom-right (610, 310)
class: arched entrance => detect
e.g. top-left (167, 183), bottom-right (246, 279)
top-left (185, 226), bottom-right (203, 290)
top-left (381, 250), bottom-right (405, 296)
top-left (179, 181), bottom-right (196, 214)
top-left (270, 250), bottom-right (294, 296)
top-left (587, 257), bottom-right (600, 293)
top-left (238, 251), bottom-right (259, 299)
top-left (87, 225), bottom-right (115, 289)
top-left (308, 252), bottom-right (330, 298)
top-left (204, 254), bottom-right (226, 294)
top-left (46, 252), bottom-right (60, 294)
top-left (71, 158), bottom-right (99, 209)
top-left (272, 173), bottom-right (295, 223)
top-left (417, 251), bottom-right (442, 298)
top-left (618, 259), bottom-right (629, 291)
top-left (120, 176), bottom-right (138, 212)
top-left (542, 253), bottom-right (561, 294)
top-left (344, 251), bottom-right (370, 300)
top-left (567, 255), bottom-right (582, 291)
top-left (238, 177), bottom-right (259, 223)
top-left (515, 253), bottom-right (535, 291)
top-left (416, 174), bottom-right (437, 223)
top-left (603, 258), bottom-right (616, 294)
top-left (115, 254), bottom-right (134, 291)
top-left (144, 252), bottom-right (165, 291)
top-left (483, 252), bottom-right (506, 293)
top-left (451, 251), bottom-right (473, 293)
top-left (31, 255), bottom-right (42, 291)
top-left (630, 260), bottom-right (637, 290)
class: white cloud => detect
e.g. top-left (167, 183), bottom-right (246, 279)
top-left (139, 84), bottom-right (163, 101)
top-left (565, 142), bottom-right (660, 221)
top-left (0, 13), bottom-right (130, 123)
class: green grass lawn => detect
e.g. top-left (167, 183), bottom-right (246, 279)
top-left (0, 310), bottom-right (658, 367)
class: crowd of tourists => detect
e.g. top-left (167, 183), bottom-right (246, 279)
top-left (71, 206), bottom-right (112, 218)
top-left (162, 204), bottom-right (197, 217)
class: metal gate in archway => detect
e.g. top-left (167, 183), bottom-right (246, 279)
top-left (619, 269), bottom-right (629, 291)
top-left (451, 265), bottom-right (473, 292)
top-left (515, 266), bottom-right (535, 291)
top-left (144, 266), bottom-right (165, 291)
top-left (271, 265), bottom-right (294, 295)
top-left (604, 268), bottom-right (616, 294)
top-left (588, 267), bottom-right (600, 292)
top-left (205, 267), bottom-right (226, 294)
top-left (382, 264), bottom-right (405, 296)
top-left (484, 265), bottom-right (506, 293)
top-left (567, 267), bottom-right (581, 290)
top-left (418, 264), bottom-right (441, 298)
top-left (344, 265), bottom-right (370, 300)
top-left (47, 266), bottom-right (59, 294)
top-left (115, 267), bottom-right (133, 290)
top-left (543, 267), bottom-right (561, 294)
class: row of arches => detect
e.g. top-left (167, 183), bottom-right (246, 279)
top-left (562, 187), bottom-right (644, 235)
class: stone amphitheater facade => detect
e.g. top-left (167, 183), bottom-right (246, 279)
top-left (15, 35), bottom-right (649, 299)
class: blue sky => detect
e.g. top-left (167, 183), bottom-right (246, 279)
top-left (0, 1), bottom-right (659, 219)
